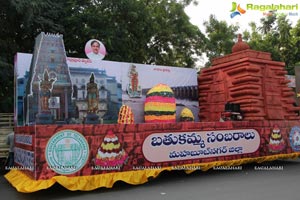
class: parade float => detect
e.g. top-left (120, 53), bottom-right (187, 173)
top-left (4, 32), bottom-right (300, 193)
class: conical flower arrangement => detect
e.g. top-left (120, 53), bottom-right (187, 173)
top-left (94, 130), bottom-right (128, 167)
top-left (117, 105), bottom-right (135, 124)
top-left (144, 83), bottom-right (176, 123)
top-left (179, 107), bottom-right (195, 122)
top-left (268, 125), bottom-right (286, 153)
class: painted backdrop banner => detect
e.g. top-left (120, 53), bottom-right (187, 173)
top-left (15, 53), bottom-right (198, 125)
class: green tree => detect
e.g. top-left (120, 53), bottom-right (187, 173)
top-left (290, 19), bottom-right (300, 67)
top-left (60, 0), bottom-right (205, 67)
top-left (258, 11), bottom-right (276, 34)
top-left (246, 13), bottom-right (298, 74)
top-left (203, 14), bottom-right (239, 66)
top-left (0, 0), bottom-right (64, 112)
top-left (244, 22), bottom-right (263, 49)
top-left (276, 14), bottom-right (295, 73)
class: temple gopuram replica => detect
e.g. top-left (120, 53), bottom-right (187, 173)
top-left (24, 33), bottom-right (75, 124)
top-left (5, 33), bottom-right (300, 193)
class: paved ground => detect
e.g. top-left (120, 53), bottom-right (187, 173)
top-left (1, 158), bottom-right (300, 200)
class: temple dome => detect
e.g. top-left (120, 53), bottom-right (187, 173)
top-left (232, 34), bottom-right (250, 53)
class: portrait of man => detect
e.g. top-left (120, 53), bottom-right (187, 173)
top-left (85, 39), bottom-right (106, 60)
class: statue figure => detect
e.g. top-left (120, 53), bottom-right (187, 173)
top-left (130, 65), bottom-right (139, 92)
top-left (127, 64), bottom-right (141, 98)
top-left (87, 73), bottom-right (99, 113)
top-left (39, 70), bottom-right (56, 112)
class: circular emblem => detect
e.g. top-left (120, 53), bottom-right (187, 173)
top-left (289, 126), bottom-right (300, 152)
top-left (46, 129), bottom-right (89, 175)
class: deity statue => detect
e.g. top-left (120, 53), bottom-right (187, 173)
top-left (127, 64), bottom-right (141, 98)
top-left (87, 73), bottom-right (99, 113)
top-left (39, 70), bottom-right (56, 112)
top-left (130, 65), bottom-right (138, 92)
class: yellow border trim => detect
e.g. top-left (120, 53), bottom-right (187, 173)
top-left (5, 153), bottom-right (300, 193)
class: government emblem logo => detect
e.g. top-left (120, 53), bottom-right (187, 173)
top-left (45, 129), bottom-right (89, 175)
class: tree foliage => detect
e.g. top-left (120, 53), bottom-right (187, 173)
top-left (59, 0), bottom-right (205, 67)
top-left (203, 14), bottom-right (239, 67)
top-left (244, 12), bottom-right (300, 74)
top-left (0, 0), bottom-right (65, 112)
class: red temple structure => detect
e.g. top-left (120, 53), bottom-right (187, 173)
top-left (198, 34), bottom-right (300, 121)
